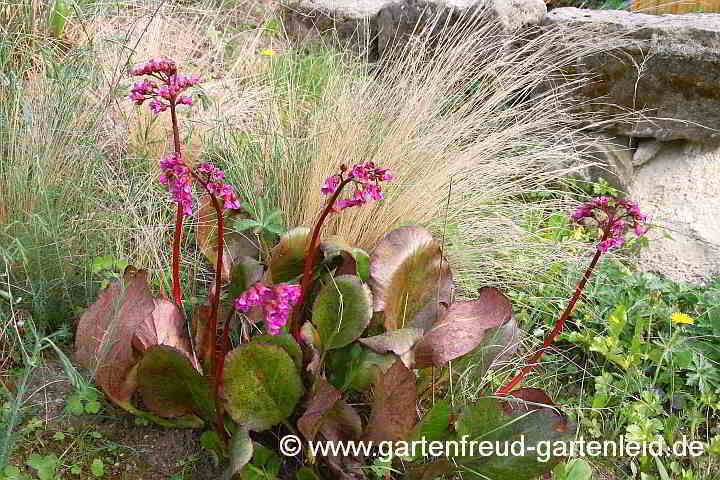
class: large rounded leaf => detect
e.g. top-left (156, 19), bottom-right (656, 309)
top-left (269, 227), bottom-right (311, 284)
top-left (451, 393), bottom-right (576, 479)
top-left (75, 268), bottom-right (155, 409)
top-left (413, 288), bottom-right (513, 368)
top-left (133, 298), bottom-right (196, 367)
top-left (312, 275), bottom-right (373, 351)
top-left (223, 343), bottom-right (305, 431)
top-left (369, 227), bottom-right (453, 332)
top-left (363, 360), bottom-right (417, 443)
top-left (136, 345), bottom-right (214, 421)
top-left (250, 334), bottom-right (303, 371)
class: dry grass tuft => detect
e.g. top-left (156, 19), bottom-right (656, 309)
top-left (216, 8), bottom-right (621, 295)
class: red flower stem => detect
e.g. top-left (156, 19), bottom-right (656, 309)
top-left (495, 230), bottom-right (610, 396)
top-left (193, 176), bottom-right (227, 440)
top-left (169, 101), bottom-right (184, 307)
top-left (292, 177), bottom-right (353, 340)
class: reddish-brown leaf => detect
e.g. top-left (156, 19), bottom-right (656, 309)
top-left (364, 359), bottom-right (417, 443)
top-left (298, 378), bottom-right (362, 443)
top-left (413, 287), bottom-right (512, 368)
top-left (75, 268), bottom-right (155, 407)
top-left (133, 298), bottom-right (196, 367)
top-left (502, 388), bottom-right (555, 414)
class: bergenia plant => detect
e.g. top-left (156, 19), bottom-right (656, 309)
top-left (495, 195), bottom-right (650, 396)
top-left (74, 59), bottom-right (648, 480)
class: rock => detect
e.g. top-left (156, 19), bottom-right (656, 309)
top-left (629, 141), bottom-right (720, 284)
top-left (282, 0), bottom-right (547, 60)
top-left (542, 8), bottom-right (720, 143)
top-left (581, 133), bottom-right (635, 191)
top-left (632, 138), bottom-right (663, 167)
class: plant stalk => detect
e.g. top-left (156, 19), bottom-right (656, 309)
top-left (195, 180), bottom-right (228, 441)
top-left (495, 230), bottom-right (609, 396)
top-left (292, 177), bottom-right (352, 340)
top-left (169, 101), bottom-right (184, 307)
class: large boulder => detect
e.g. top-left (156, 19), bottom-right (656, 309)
top-left (283, 0), bottom-right (547, 60)
top-left (542, 8), bottom-right (720, 143)
top-left (629, 141), bottom-right (720, 283)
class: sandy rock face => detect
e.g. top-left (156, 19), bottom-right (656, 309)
top-left (283, 0), bottom-right (547, 59)
top-left (629, 141), bottom-right (720, 284)
top-left (542, 7), bottom-right (720, 143)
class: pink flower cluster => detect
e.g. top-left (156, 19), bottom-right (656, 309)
top-left (129, 59), bottom-right (201, 115)
top-left (159, 153), bottom-right (193, 215)
top-left (159, 157), bottom-right (241, 215)
top-left (321, 161), bottom-right (394, 210)
top-left (570, 196), bottom-right (650, 252)
top-left (234, 283), bottom-right (303, 335)
top-left (196, 162), bottom-right (242, 210)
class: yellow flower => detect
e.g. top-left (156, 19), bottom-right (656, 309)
top-left (671, 312), bottom-right (694, 325)
top-left (258, 48), bottom-right (277, 57)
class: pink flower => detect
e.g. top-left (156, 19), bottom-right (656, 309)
top-left (324, 161), bottom-right (393, 211)
top-left (130, 58), bottom-right (177, 77)
top-left (321, 175), bottom-right (341, 195)
top-left (234, 283), bottom-right (302, 335)
top-left (197, 162), bottom-right (225, 180)
top-left (129, 59), bottom-right (202, 115)
top-left (159, 153), bottom-right (194, 214)
top-left (207, 181), bottom-right (241, 210)
top-left (570, 196), bottom-right (649, 253)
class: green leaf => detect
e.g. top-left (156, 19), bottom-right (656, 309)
top-left (90, 458), bottom-right (104, 477)
top-left (224, 426), bottom-right (253, 480)
top-left (449, 390), bottom-right (576, 479)
top-left (71, 465), bottom-right (82, 475)
top-left (312, 275), bottom-right (373, 351)
top-left (233, 219), bottom-right (262, 231)
top-left (85, 400), bottom-right (101, 414)
top-left (251, 334), bottom-right (303, 371)
top-left (608, 304), bottom-right (627, 339)
top-left (52, 432), bottom-right (66, 441)
top-left (269, 227), bottom-right (311, 283)
top-left (27, 454), bottom-right (58, 480)
top-left (408, 400), bottom-right (451, 443)
top-left (352, 248), bottom-right (370, 283)
top-left (66, 394), bottom-right (84, 415)
top-left (369, 226), bottom-right (453, 331)
top-left (224, 343), bottom-right (305, 431)
top-left (294, 467), bottom-right (321, 480)
top-left (199, 430), bottom-right (225, 467)
top-left (560, 459), bottom-right (593, 480)
top-left (328, 343), bottom-right (396, 391)
top-left (229, 256), bottom-right (264, 300)
top-left (136, 345), bottom-right (214, 421)
top-left (264, 223), bottom-right (286, 235)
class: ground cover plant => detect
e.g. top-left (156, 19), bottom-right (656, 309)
top-left (1, 1), bottom-right (719, 479)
